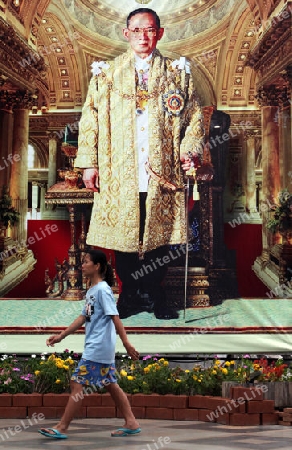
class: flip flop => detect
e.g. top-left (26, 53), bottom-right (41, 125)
top-left (38, 428), bottom-right (68, 439)
top-left (111, 427), bottom-right (141, 437)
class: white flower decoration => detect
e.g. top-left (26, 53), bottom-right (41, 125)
top-left (91, 60), bottom-right (110, 76)
top-left (171, 57), bottom-right (191, 74)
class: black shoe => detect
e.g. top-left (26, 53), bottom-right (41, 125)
top-left (117, 291), bottom-right (140, 319)
top-left (154, 307), bottom-right (179, 320)
top-left (118, 302), bottom-right (141, 319)
top-left (117, 290), bottom-right (154, 319)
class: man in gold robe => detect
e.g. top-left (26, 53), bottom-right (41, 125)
top-left (75, 8), bottom-right (205, 319)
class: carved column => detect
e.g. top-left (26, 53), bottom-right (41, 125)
top-left (0, 94), bottom-right (14, 188)
top-left (278, 67), bottom-right (292, 188)
top-left (243, 130), bottom-right (259, 215)
top-left (47, 133), bottom-right (58, 188)
top-left (246, 6), bottom-right (292, 292)
top-left (39, 183), bottom-right (47, 218)
top-left (9, 91), bottom-right (37, 242)
top-left (10, 107), bottom-right (29, 241)
top-left (256, 87), bottom-right (281, 255)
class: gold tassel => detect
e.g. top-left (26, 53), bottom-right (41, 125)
top-left (193, 180), bottom-right (200, 201)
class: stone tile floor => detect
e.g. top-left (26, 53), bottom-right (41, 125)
top-left (0, 418), bottom-right (291, 449)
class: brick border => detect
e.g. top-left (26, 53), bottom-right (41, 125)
top-left (0, 389), bottom-right (290, 426)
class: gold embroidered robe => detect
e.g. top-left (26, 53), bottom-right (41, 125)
top-left (75, 49), bottom-right (204, 253)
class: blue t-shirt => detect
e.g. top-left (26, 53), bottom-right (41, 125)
top-left (81, 281), bottom-right (118, 364)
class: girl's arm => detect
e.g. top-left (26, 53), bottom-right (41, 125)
top-left (111, 315), bottom-right (139, 360)
top-left (46, 314), bottom-right (86, 347)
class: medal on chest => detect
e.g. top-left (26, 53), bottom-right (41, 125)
top-left (162, 90), bottom-right (186, 116)
top-left (136, 69), bottom-right (149, 115)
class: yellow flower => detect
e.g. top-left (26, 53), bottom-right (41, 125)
top-left (159, 358), bottom-right (165, 362)
top-left (120, 369), bottom-right (127, 377)
top-left (185, 369), bottom-right (190, 373)
top-left (221, 368), bottom-right (228, 375)
top-left (175, 379), bottom-right (181, 383)
top-left (143, 367), bottom-right (150, 373)
top-left (237, 368), bottom-right (242, 373)
top-left (193, 375), bottom-right (197, 381)
top-left (212, 370), bottom-right (217, 375)
top-left (198, 379), bottom-right (202, 383)
top-left (65, 358), bottom-right (74, 366)
top-left (54, 358), bottom-right (64, 366)
top-left (55, 379), bottom-right (61, 384)
top-left (142, 381), bottom-right (148, 385)
top-left (63, 365), bottom-right (69, 371)
top-left (48, 354), bottom-right (55, 361)
top-left (224, 361), bottom-right (230, 367)
top-left (56, 361), bottom-right (64, 369)
top-left (34, 370), bottom-right (40, 376)
top-left (163, 361), bottom-right (169, 366)
top-left (214, 359), bottom-right (221, 366)
top-left (230, 360), bottom-right (235, 365)
top-left (127, 376), bottom-right (134, 381)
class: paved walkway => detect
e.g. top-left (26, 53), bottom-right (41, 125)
top-left (0, 418), bottom-right (291, 449)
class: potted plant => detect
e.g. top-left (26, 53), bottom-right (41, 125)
top-left (267, 189), bottom-right (292, 244)
top-left (0, 185), bottom-right (20, 237)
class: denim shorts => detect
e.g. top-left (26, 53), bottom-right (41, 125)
top-left (71, 358), bottom-right (117, 388)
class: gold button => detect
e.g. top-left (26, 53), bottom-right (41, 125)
top-left (141, 127), bottom-right (145, 131)
top-left (141, 147), bottom-right (145, 152)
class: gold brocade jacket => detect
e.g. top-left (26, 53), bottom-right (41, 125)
top-left (75, 49), bottom-right (204, 253)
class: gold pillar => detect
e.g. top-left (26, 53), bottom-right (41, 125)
top-left (0, 107), bottom-right (13, 188)
top-left (47, 133), bottom-right (58, 188)
top-left (244, 130), bottom-right (259, 214)
top-left (10, 108), bottom-right (30, 242)
top-left (39, 183), bottom-right (46, 218)
top-left (278, 67), bottom-right (292, 188)
top-left (257, 87), bottom-right (281, 255)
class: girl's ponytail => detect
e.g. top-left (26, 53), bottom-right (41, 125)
top-left (105, 263), bottom-right (114, 287)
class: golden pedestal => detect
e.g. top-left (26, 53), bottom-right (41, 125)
top-left (45, 182), bottom-right (94, 300)
top-left (164, 266), bottom-right (210, 309)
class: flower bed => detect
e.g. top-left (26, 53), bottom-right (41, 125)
top-left (0, 350), bottom-right (78, 394)
top-left (1, 352), bottom-right (292, 426)
top-left (1, 352), bottom-right (291, 396)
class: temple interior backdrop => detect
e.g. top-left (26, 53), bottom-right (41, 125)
top-left (0, 0), bottom-right (291, 346)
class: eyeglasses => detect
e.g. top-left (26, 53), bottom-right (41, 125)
top-left (128, 27), bottom-right (158, 37)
